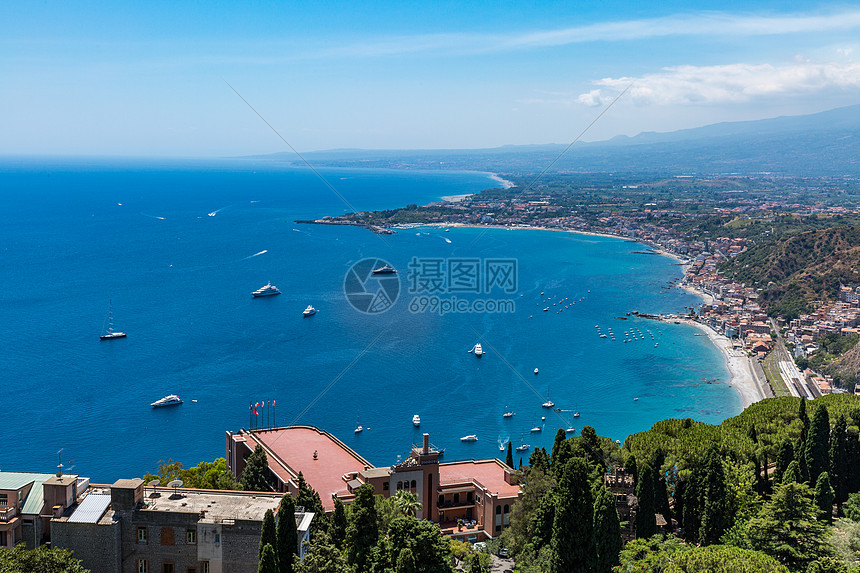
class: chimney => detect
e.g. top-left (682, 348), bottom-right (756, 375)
top-left (423, 433), bottom-right (429, 455)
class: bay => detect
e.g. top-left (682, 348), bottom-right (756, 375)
top-left (0, 158), bottom-right (739, 481)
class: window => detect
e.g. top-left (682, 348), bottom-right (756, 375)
top-left (137, 526), bottom-right (148, 543)
top-left (214, 533), bottom-right (220, 544)
top-left (453, 493), bottom-right (459, 505)
top-left (411, 480), bottom-right (416, 489)
top-left (199, 562), bottom-right (209, 573)
top-left (0, 494), bottom-right (7, 506)
top-left (138, 559), bottom-right (148, 573)
top-left (382, 482), bottom-right (389, 491)
top-left (186, 529), bottom-right (197, 544)
top-left (187, 569), bottom-right (196, 573)
top-left (397, 481), bottom-right (402, 490)
top-left (162, 563), bottom-right (174, 573)
top-left (495, 506), bottom-right (501, 515)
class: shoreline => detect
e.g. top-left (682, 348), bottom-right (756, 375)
top-left (438, 173), bottom-right (514, 203)
top-left (430, 222), bottom-right (766, 410)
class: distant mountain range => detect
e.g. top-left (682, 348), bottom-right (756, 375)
top-left (249, 104), bottom-right (860, 176)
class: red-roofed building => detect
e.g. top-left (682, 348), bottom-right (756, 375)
top-left (226, 427), bottom-right (521, 541)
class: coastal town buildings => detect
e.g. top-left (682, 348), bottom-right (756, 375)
top-left (0, 471), bottom-right (86, 549)
top-left (226, 426), bottom-right (522, 542)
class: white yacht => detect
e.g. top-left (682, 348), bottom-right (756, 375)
top-left (472, 343), bottom-right (483, 357)
top-left (516, 443), bottom-right (530, 452)
top-left (151, 395), bottom-right (183, 408)
top-left (460, 435), bottom-right (478, 442)
top-left (252, 282), bottom-right (281, 297)
top-left (303, 305), bottom-right (317, 317)
top-left (541, 399), bottom-right (554, 409)
top-left (100, 301), bottom-right (127, 340)
top-left (412, 414), bottom-right (421, 427)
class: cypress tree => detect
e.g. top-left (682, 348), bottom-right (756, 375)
top-left (330, 497), bottom-right (348, 549)
top-left (806, 405), bottom-right (831, 485)
top-left (260, 509), bottom-right (277, 562)
top-left (295, 472), bottom-right (327, 534)
top-left (794, 436), bottom-right (810, 484)
top-left (529, 447), bottom-right (550, 473)
top-left (531, 492), bottom-right (556, 551)
top-left (829, 414), bottom-right (849, 509)
top-left (505, 442), bottom-right (514, 469)
top-left (551, 428), bottom-right (567, 467)
top-left (814, 472), bottom-right (835, 522)
top-left (635, 463), bottom-right (657, 539)
top-left (395, 547), bottom-right (417, 573)
top-left (700, 446), bottom-right (730, 545)
top-left (783, 460), bottom-right (800, 484)
top-left (275, 495), bottom-right (297, 573)
top-left (551, 457), bottom-right (596, 573)
top-left (593, 486), bottom-right (622, 573)
top-left (798, 398), bottom-right (810, 443)
top-left (258, 543), bottom-right (278, 573)
top-left (625, 453), bottom-right (638, 487)
top-left (345, 484), bottom-right (378, 572)
top-left (748, 424), bottom-right (758, 444)
top-left (774, 439), bottom-right (794, 485)
top-left (242, 444), bottom-right (271, 492)
top-left (579, 426), bottom-right (604, 471)
top-left (651, 447), bottom-right (671, 522)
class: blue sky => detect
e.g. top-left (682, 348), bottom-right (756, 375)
top-left (2, 1), bottom-right (860, 156)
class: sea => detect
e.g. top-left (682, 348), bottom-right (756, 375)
top-left (0, 157), bottom-right (740, 481)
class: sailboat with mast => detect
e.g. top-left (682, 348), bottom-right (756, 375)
top-left (100, 301), bottom-right (126, 340)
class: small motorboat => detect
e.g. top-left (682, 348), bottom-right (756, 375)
top-left (460, 435), bottom-right (478, 442)
top-left (412, 414), bottom-right (421, 427)
top-left (534, 368), bottom-right (539, 375)
top-left (151, 395), bottom-right (183, 408)
top-left (303, 305), bottom-right (318, 317)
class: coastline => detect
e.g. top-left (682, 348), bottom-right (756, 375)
top-left (434, 222), bottom-right (766, 409)
top-left (439, 173), bottom-right (514, 203)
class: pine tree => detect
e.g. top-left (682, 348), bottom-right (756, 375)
top-left (635, 463), bottom-right (657, 539)
top-left (260, 509), bottom-right (277, 562)
top-left (593, 486), bottom-right (622, 573)
top-left (395, 547), bottom-right (417, 573)
top-left (805, 404), bottom-right (831, 484)
top-left (276, 495), bottom-right (297, 573)
top-left (258, 543), bottom-right (278, 573)
top-left (330, 498), bottom-right (348, 549)
top-left (505, 442), bottom-right (513, 469)
top-left (345, 484), bottom-right (378, 572)
top-left (242, 444), bottom-right (271, 491)
top-left (774, 439), bottom-right (794, 485)
top-left (814, 471), bottom-right (835, 522)
top-left (829, 414), bottom-right (849, 510)
top-left (550, 457), bottom-right (596, 573)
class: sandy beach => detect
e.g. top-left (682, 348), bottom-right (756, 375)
top-left (678, 319), bottom-right (769, 408)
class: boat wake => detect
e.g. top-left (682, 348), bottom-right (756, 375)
top-left (141, 213), bottom-right (165, 220)
top-left (243, 250), bottom-right (268, 260)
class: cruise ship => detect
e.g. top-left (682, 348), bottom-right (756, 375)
top-left (372, 264), bottom-right (397, 274)
top-left (252, 282), bottom-right (281, 297)
top-left (151, 395), bottom-right (183, 408)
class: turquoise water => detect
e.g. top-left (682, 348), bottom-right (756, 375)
top-left (0, 158), bottom-right (739, 480)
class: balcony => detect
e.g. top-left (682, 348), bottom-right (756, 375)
top-left (437, 499), bottom-right (473, 510)
top-left (0, 506), bottom-right (17, 523)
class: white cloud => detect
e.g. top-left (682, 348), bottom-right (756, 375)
top-left (318, 9), bottom-right (860, 59)
top-left (579, 60), bottom-right (860, 106)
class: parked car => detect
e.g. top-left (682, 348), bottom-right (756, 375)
top-left (497, 547), bottom-right (509, 558)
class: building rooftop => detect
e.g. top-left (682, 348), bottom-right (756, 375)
top-left (242, 426), bottom-right (373, 511)
top-left (142, 487), bottom-right (284, 522)
top-left (439, 460), bottom-right (520, 499)
top-left (0, 471), bottom-right (63, 514)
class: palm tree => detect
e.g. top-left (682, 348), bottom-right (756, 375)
top-left (393, 490), bottom-right (422, 517)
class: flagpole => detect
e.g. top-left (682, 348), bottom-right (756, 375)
top-left (249, 402), bottom-right (252, 430)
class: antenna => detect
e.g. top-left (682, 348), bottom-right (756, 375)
top-left (167, 479), bottom-right (184, 499)
top-left (57, 449), bottom-right (64, 477)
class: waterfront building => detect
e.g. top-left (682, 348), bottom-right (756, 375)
top-left (226, 427), bottom-right (522, 542)
top-left (51, 479), bottom-right (313, 573)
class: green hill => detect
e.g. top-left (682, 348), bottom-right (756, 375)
top-left (718, 226), bottom-right (860, 319)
